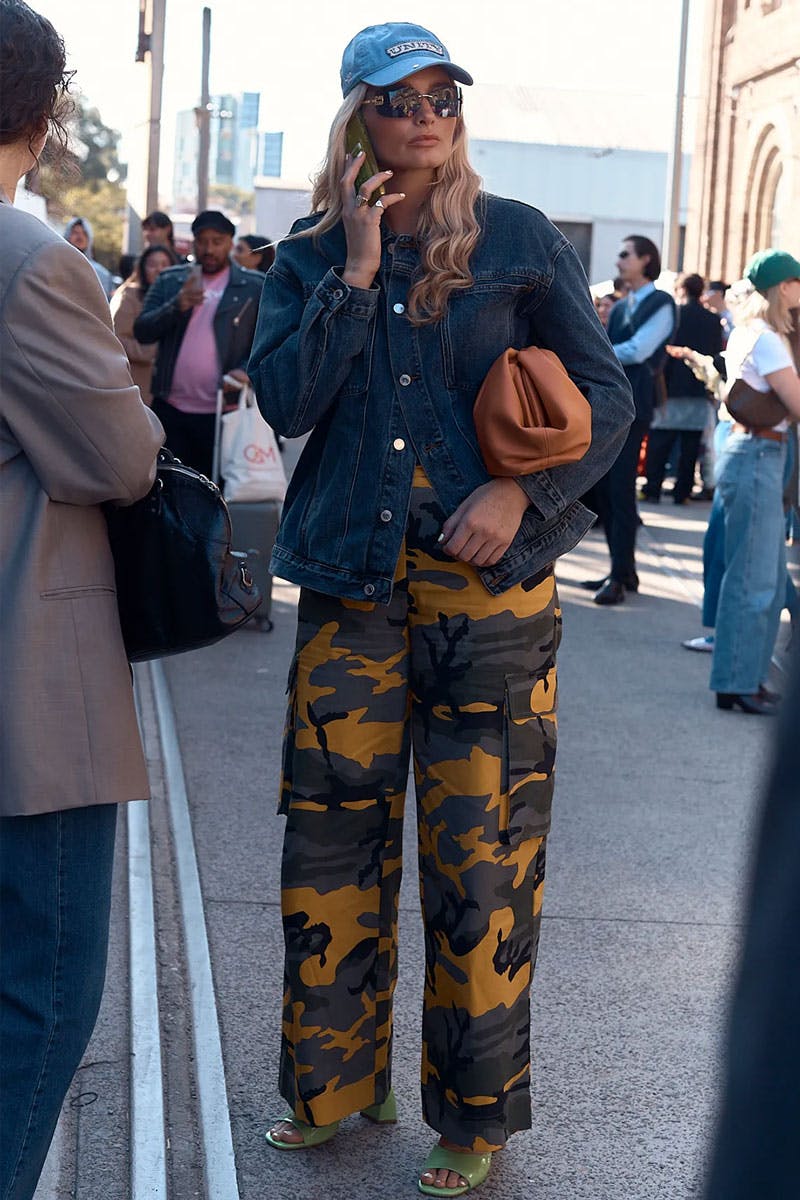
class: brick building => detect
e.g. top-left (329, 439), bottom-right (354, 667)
top-left (685, 0), bottom-right (800, 281)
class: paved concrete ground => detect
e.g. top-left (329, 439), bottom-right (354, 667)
top-left (165, 498), bottom-right (787, 1200)
top-left (39, 495), bottom-right (792, 1200)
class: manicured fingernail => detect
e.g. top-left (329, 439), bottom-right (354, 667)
top-left (437, 533), bottom-right (445, 543)
top-left (384, 170), bottom-right (393, 176)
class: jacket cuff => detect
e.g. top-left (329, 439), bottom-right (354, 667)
top-left (316, 268), bottom-right (379, 318)
top-left (514, 470), bottom-right (566, 520)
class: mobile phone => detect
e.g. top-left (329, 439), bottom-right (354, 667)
top-left (345, 112), bottom-right (386, 206)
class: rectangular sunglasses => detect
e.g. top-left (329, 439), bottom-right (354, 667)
top-left (361, 83), bottom-right (463, 119)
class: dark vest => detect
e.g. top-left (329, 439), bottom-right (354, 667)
top-left (664, 300), bottom-right (723, 398)
top-left (607, 288), bottom-right (676, 423)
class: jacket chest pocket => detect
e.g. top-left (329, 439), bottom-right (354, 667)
top-left (439, 283), bottom-right (537, 391)
top-left (301, 281), bottom-right (376, 397)
top-left (499, 662), bottom-right (558, 844)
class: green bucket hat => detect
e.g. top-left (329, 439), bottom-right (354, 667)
top-left (744, 248), bottom-right (800, 295)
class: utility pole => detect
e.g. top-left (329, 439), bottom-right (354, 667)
top-left (196, 7), bottom-right (212, 212)
top-left (662, 0), bottom-right (691, 271)
top-left (135, 0), bottom-right (166, 218)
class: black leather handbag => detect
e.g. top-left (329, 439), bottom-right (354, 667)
top-left (105, 448), bottom-right (262, 662)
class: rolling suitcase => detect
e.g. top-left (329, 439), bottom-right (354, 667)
top-left (213, 384), bottom-right (285, 632)
top-left (227, 499), bottom-right (280, 630)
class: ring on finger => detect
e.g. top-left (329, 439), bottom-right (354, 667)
top-left (374, 198), bottom-right (384, 209)
top-left (355, 192), bottom-right (369, 208)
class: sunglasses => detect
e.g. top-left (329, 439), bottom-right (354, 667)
top-left (361, 83), bottom-right (463, 119)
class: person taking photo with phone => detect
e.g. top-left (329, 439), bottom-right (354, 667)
top-left (248, 22), bottom-right (633, 1196)
top-left (133, 210), bottom-right (263, 478)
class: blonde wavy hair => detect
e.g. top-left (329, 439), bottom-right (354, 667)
top-left (737, 282), bottom-right (794, 339)
top-left (294, 83), bottom-right (483, 325)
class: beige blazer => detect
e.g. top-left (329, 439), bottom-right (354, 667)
top-left (110, 281), bottom-right (157, 405)
top-left (0, 196), bottom-right (164, 817)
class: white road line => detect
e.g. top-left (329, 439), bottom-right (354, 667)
top-left (149, 660), bottom-right (240, 1200)
top-left (127, 797), bottom-right (168, 1200)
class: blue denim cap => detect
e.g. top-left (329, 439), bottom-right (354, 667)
top-left (340, 23), bottom-right (473, 97)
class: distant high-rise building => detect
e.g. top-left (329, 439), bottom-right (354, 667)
top-left (173, 91), bottom-right (264, 208)
top-left (258, 132), bottom-right (283, 178)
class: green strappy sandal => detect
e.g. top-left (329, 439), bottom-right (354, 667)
top-left (265, 1089), bottom-right (397, 1150)
top-left (418, 1145), bottom-right (493, 1197)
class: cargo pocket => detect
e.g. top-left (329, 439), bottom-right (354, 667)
top-left (499, 663), bottom-right (558, 844)
top-left (278, 656), bottom-right (299, 816)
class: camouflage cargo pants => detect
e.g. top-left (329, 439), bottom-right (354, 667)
top-left (278, 466), bottom-right (561, 1151)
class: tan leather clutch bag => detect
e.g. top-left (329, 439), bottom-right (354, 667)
top-left (473, 346), bottom-right (592, 476)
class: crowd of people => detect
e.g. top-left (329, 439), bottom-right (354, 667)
top-left (588, 242), bottom-right (800, 718)
top-left (1, 3), bottom-right (799, 1199)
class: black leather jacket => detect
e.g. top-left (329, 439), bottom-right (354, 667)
top-left (133, 261), bottom-right (263, 401)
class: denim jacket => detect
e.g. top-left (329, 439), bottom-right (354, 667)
top-left (249, 194), bottom-right (634, 602)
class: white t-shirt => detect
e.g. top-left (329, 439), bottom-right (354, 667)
top-left (723, 319), bottom-right (794, 430)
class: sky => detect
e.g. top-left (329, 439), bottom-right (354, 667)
top-left (33, 0), bottom-right (707, 202)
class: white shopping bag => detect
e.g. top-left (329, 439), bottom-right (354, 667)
top-left (218, 385), bottom-right (286, 502)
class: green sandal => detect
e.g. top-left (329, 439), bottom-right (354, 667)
top-left (418, 1145), bottom-right (493, 1197)
top-left (265, 1088), bottom-right (397, 1150)
top-left (360, 1089), bottom-right (398, 1125)
top-left (264, 1115), bottom-right (339, 1150)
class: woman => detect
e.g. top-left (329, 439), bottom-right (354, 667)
top-left (642, 273), bottom-right (723, 504)
top-left (111, 243), bottom-right (177, 404)
top-left (0, 4), bottom-right (163, 1197)
top-left (710, 249), bottom-right (800, 714)
top-left (141, 208), bottom-right (176, 252)
top-left (233, 232), bottom-right (275, 274)
top-left (594, 292), bottom-right (615, 327)
top-left (248, 22), bottom-right (633, 1196)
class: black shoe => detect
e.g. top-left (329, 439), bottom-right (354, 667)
top-left (716, 692), bottom-right (777, 715)
top-left (593, 579), bottom-right (626, 605)
top-left (580, 574), bottom-right (639, 593)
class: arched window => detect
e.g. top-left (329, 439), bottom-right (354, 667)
top-left (741, 125), bottom-right (785, 261)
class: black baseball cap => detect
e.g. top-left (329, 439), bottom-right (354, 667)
top-left (191, 210), bottom-right (235, 236)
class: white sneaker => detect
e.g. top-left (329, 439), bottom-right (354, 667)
top-left (682, 635), bottom-right (714, 652)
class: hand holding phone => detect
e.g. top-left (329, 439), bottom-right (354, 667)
top-left (177, 263), bottom-right (204, 312)
top-left (340, 114), bottom-right (405, 289)
top-left (345, 113), bottom-right (386, 206)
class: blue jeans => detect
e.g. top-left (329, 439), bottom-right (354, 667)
top-left (710, 432), bottom-right (787, 694)
top-left (0, 804), bottom-right (117, 1200)
top-left (704, 424), bottom-right (799, 628)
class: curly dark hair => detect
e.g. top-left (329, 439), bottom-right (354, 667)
top-left (0, 0), bottom-right (74, 160)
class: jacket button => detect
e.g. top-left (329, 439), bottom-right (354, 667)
top-left (364, 583), bottom-right (375, 596)
top-left (387, 243), bottom-right (396, 255)
top-left (380, 509), bottom-right (392, 522)
top-left (332, 289), bottom-right (343, 300)
top-left (393, 302), bottom-right (405, 314)
top-left (393, 438), bottom-right (405, 450)
top-left (399, 373), bottom-right (412, 386)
